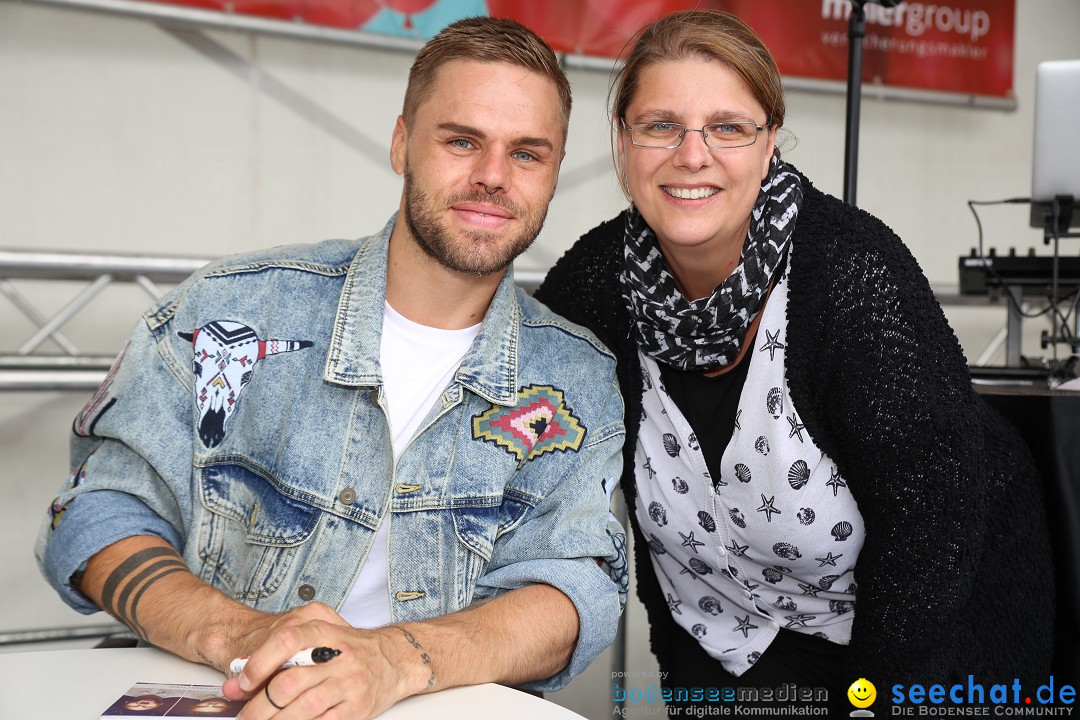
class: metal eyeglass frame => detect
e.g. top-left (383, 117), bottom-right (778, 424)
top-left (622, 120), bottom-right (767, 149)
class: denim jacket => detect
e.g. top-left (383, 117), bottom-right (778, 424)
top-left (36, 216), bottom-right (627, 690)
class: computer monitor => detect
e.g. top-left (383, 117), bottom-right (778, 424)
top-left (1030, 59), bottom-right (1080, 231)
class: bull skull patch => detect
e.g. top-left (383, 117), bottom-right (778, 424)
top-left (179, 321), bottom-right (312, 448)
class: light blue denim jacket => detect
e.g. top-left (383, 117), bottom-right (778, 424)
top-left (35, 216), bottom-right (627, 690)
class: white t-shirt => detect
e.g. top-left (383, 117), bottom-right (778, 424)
top-left (337, 302), bottom-right (481, 628)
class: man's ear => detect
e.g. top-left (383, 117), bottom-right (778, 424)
top-left (390, 116), bottom-right (407, 175)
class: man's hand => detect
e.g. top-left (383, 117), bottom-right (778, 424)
top-left (222, 621), bottom-right (426, 719)
top-left (222, 584), bottom-right (578, 720)
top-left (82, 537), bottom-right (579, 719)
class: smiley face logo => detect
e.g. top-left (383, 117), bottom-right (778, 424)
top-left (848, 678), bottom-right (877, 709)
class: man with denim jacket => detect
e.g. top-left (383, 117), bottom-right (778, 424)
top-left (35, 17), bottom-right (626, 719)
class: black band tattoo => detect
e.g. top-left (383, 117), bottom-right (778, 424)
top-left (100, 546), bottom-right (188, 641)
top-left (115, 559), bottom-right (187, 624)
top-left (393, 626), bottom-right (436, 690)
top-left (128, 567), bottom-right (187, 641)
top-left (101, 547), bottom-right (178, 618)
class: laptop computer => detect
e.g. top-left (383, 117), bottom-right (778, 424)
top-left (1030, 59), bottom-right (1080, 230)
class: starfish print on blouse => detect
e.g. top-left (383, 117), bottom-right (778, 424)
top-left (757, 494), bottom-right (782, 522)
top-left (816, 552), bottom-right (843, 567)
top-left (826, 467), bottom-right (847, 497)
top-left (733, 615), bottom-right (759, 638)
top-left (759, 329), bottom-right (785, 361)
top-left (787, 414), bottom-right (806, 442)
top-left (726, 540), bottom-right (749, 557)
top-left (680, 530), bottom-right (706, 554)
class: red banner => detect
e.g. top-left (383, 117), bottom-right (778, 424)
top-left (136, 0), bottom-right (1017, 100)
top-left (726, 0), bottom-right (1015, 99)
top-left (487, 0), bottom-right (1016, 100)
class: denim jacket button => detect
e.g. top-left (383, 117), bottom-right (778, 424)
top-left (338, 488), bottom-right (357, 505)
top-left (298, 584), bottom-right (316, 601)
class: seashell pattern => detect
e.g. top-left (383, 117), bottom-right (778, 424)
top-left (829, 600), bottom-right (854, 615)
top-left (747, 651), bottom-right (761, 666)
top-left (787, 460), bottom-right (810, 490)
top-left (773, 596), bottom-right (797, 611)
top-left (631, 317), bottom-right (863, 655)
top-left (688, 558), bottom-right (712, 575)
top-left (698, 596), bottom-right (723, 616)
top-left (831, 521), bottom-right (853, 541)
top-left (697, 511), bottom-right (716, 533)
top-left (662, 433), bottom-right (681, 457)
top-left (772, 542), bottom-right (802, 560)
top-left (766, 387), bottom-right (784, 418)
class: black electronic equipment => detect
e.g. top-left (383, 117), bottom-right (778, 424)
top-left (958, 248), bottom-right (1080, 296)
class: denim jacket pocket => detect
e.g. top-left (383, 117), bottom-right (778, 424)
top-left (449, 493), bottom-right (533, 607)
top-left (196, 456), bottom-right (320, 604)
top-left (449, 501), bottom-right (502, 607)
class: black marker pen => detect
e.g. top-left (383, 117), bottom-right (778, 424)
top-left (229, 646), bottom-right (340, 674)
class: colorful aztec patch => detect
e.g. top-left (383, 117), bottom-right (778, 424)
top-left (472, 385), bottom-right (586, 468)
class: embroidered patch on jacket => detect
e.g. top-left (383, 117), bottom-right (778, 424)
top-left (179, 321), bottom-right (313, 449)
top-left (73, 343), bottom-right (128, 437)
top-left (472, 384), bottom-right (586, 467)
top-left (48, 497), bottom-right (68, 529)
top-left (50, 451), bottom-right (96, 530)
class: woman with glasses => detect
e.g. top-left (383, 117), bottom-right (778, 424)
top-left (536, 9), bottom-right (1052, 708)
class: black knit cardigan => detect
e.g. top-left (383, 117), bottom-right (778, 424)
top-left (535, 172), bottom-right (1054, 686)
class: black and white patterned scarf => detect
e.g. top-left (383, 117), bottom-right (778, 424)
top-left (620, 155), bottom-right (803, 371)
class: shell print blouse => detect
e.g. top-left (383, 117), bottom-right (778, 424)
top-left (632, 251), bottom-right (866, 677)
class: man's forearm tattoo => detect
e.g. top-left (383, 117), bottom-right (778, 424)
top-left (99, 546), bottom-right (188, 641)
top-left (393, 626), bottom-right (436, 689)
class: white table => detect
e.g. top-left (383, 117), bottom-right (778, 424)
top-left (0, 647), bottom-right (587, 719)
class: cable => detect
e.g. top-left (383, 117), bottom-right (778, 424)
top-left (967, 198), bottom-right (1080, 363)
top-left (966, 198), bottom-right (1052, 320)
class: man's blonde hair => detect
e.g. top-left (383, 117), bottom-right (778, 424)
top-left (403, 17), bottom-right (572, 142)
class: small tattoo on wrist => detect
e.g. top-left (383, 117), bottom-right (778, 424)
top-left (392, 626), bottom-right (436, 689)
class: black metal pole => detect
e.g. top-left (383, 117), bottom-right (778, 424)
top-left (843, 1), bottom-right (867, 206)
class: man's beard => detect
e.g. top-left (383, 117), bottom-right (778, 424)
top-left (403, 165), bottom-right (548, 276)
